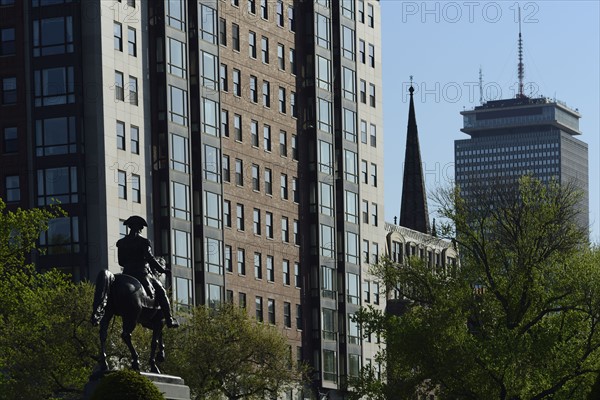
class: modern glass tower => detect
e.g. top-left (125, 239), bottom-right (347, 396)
top-left (0, 0), bottom-right (385, 397)
top-left (455, 96), bottom-right (589, 231)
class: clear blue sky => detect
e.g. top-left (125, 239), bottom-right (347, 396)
top-left (381, 1), bottom-right (600, 242)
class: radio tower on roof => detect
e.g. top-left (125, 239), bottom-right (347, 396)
top-left (517, 6), bottom-right (526, 98)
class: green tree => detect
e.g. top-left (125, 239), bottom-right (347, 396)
top-left (90, 369), bottom-right (165, 400)
top-left (354, 177), bottom-right (600, 399)
top-left (0, 199), bottom-right (99, 399)
top-left (163, 304), bottom-right (306, 400)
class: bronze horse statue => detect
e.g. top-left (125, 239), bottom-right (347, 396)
top-left (91, 268), bottom-right (167, 373)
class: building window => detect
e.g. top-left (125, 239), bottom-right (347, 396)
top-left (253, 208), bottom-right (261, 235)
top-left (363, 241), bottom-right (370, 264)
top-left (116, 120), bottom-right (125, 150)
top-left (282, 259), bottom-right (290, 285)
top-left (202, 98), bottom-right (218, 136)
top-left (200, 4), bottom-right (217, 44)
top-left (127, 0), bottom-right (135, 7)
top-left (369, 83), bottom-right (376, 107)
top-left (221, 109), bottom-right (229, 137)
top-left (280, 173), bottom-right (288, 200)
top-left (320, 224), bottom-right (334, 257)
top-left (168, 38), bottom-right (187, 78)
top-left (342, 67), bottom-right (356, 101)
top-left (255, 296), bottom-right (263, 321)
top-left (290, 91), bottom-right (297, 117)
top-left (222, 154), bottom-right (231, 182)
top-left (315, 14), bottom-right (330, 49)
top-left (167, 0), bottom-right (186, 30)
top-left (225, 245), bottom-right (232, 272)
top-left (236, 203), bottom-right (245, 230)
top-left (287, 5), bottom-right (295, 31)
top-left (277, 43), bottom-right (285, 70)
top-left (322, 308), bottom-right (335, 340)
top-left (237, 248), bottom-right (246, 276)
top-left (283, 302), bottom-right (291, 328)
top-left (171, 133), bottom-right (189, 173)
top-left (174, 277), bottom-right (192, 310)
top-left (370, 163), bottom-right (378, 187)
top-left (4, 126), bottom-right (17, 154)
top-left (128, 27), bottom-right (136, 56)
top-left (128, 76), bottom-right (138, 105)
top-left (247, 75), bottom-right (257, 103)
top-left (278, 87), bottom-right (286, 113)
top-left (291, 135), bottom-right (298, 160)
top-left (113, 22), bottom-right (122, 51)
top-left (5, 175), bottom-right (20, 202)
top-left (223, 200), bottom-right (231, 227)
top-left (346, 231), bottom-right (359, 264)
top-left (34, 67), bottom-right (75, 106)
top-left (367, 3), bottom-right (374, 27)
top-left (39, 216), bottom-right (79, 255)
top-left (322, 265), bottom-right (335, 298)
top-left (370, 123), bottom-right (377, 147)
top-left (371, 202), bottom-right (378, 226)
top-left (293, 219), bottom-right (299, 245)
top-left (360, 120), bottom-right (367, 144)
top-left (372, 244), bottom-right (379, 266)
top-left (266, 211), bottom-right (273, 238)
top-left (359, 39), bottom-right (365, 63)
top-left (117, 170), bottom-right (127, 199)
top-left (249, 31), bottom-right (256, 58)
top-left (262, 81), bottom-right (270, 107)
top-left (239, 292), bottom-right (246, 309)
top-left (232, 23), bottom-right (240, 51)
top-left (360, 79), bottom-right (367, 103)
top-left (292, 177), bottom-right (299, 203)
top-left (130, 125), bottom-right (139, 154)
top-left (267, 255), bottom-right (274, 281)
top-left (368, 43), bottom-right (375, 67)
top-left (279, 131), bottom-right (287, 156)
top-left (219, 17), bottom-right (227, 46)
top-left (318, 98), bottom-right (332, 133)
top-left (289, 48), bottom-right (296, 75)
top-left (342, 0), bottom-right (354, 18)
top-left (0, 26), bottom-right (15, 55)
top-left (254, 252), bottom-right (262, 279)
top-left (318, 140), bottom-right (333, 175)
top-left (233, 69), bottom-right (241, 96)
top-left (281, 217), bottom-right (289, 243)
top-left (251, 163), bottom-right (260, 190)
top-left (249, 120), bottom-right (258, 146)
top-left (294, 262), bottom-right (301, 287)
top-left (263, 124), bottom-right (271, 151)
top-left (201, 52), bottom-right (218, 90)
top-left (169, 85), bottom-right (188, 125)
top-left (172, 229), bottom-right (191, 268)
top-left (204, 144), bottom-right (220, 182)
top-left (233, 113), bottom-right (242, 140)
top-left (361, 160), bottom-right (368, 183)
top-left (267, 299), bottom-right (275, 324)
top-left (171, 181), bottom-right (190, 220)
top-left (276, 0), bottom-right (284, 26)
top-left (319, 182), bottom-right (333, 217)
top-left (342, 26), bottom-right (355, 60)
top-left (347, 272), bottom-right (359, 304)
top-left (131, 174), bottom-right (141, 203)
top-left (358, 0), bottom-right (365, 22)
top-left (235, 158), bottom-right (243, 184)
top-left (348, 316), bottom-right (360, 346)
top-left (344, 150), bottom-right (358, 183)
top-left (362, 200), bottom-right (369, 224)
top-left (265, 168), bottom-right (272, 195)
top-left (345, 191), bottom-right (358, 224)
top-left (343, 108), bottom-right (356, 142)
top-left (248, 0), bottom-right (256, 14)
top-left (261, 36), bottom-right (269, 63)
top-left (316, 55), bottom-right (331, 90)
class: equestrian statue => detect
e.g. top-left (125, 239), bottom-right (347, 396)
top-left (91, 216), bottom-right (179, 374)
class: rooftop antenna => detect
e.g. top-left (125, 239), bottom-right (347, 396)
top-left (517, 5), bottom-right (525, 98)
top-left (479, 66), bottom-right (484, 104)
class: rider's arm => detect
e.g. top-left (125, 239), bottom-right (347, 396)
top-left (145, 241), bottom-right (167, 274)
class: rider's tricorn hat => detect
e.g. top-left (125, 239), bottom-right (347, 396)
top-left (123, 215), bottom-right (148, 229)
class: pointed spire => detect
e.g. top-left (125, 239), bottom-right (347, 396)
top-left (517, 5), bottom-right (525, 98)
top-left (399, 80), bottom-right (430, 234)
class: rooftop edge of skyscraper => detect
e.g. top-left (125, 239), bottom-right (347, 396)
top-left (460, 95), bottom-right (582, 137)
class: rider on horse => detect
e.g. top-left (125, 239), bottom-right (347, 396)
top-left (117, 216), bottom-right (179, 328)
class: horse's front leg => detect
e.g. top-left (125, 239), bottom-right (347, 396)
top-left (121, 318), bottom-right (139, 371)
top-left (98, 313), bottom-right (112, 371)
top-left (156, 328), bottom-right (165, 363)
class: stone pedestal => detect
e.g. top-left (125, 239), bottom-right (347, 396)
top-left (83, 371), bottom-right (191, 400)
top-left (141, 372), bottom-right (191, 400)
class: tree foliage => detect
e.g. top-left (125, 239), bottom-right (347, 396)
top-left (163, 304), bottom-right (306, 400)
top-left (354, 177), bottom-right (600, 399)
top-left (90, 369), bottom-right (165, 400)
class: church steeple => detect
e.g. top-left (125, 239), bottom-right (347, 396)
top-left (399, 80), bottom-right (430, 234)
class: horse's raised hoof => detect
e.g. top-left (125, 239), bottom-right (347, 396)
top-left (156, 351), bottom-right (165, 363)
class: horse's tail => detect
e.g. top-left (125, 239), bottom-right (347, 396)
top-left (91, 269), bottom-right (115, 326)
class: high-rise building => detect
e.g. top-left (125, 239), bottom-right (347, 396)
top-left (455, 96), bottom-right (589, 230)
top-left (0, 0), bottom-right (385, 397)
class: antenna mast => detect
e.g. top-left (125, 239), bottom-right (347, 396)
top-left (517, 6), bottom-right (525, 98)
top-left (479, 66), bottom-right (484, 104)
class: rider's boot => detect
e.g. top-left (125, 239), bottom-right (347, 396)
top-left (156, 286), bottom-right (179, 328)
